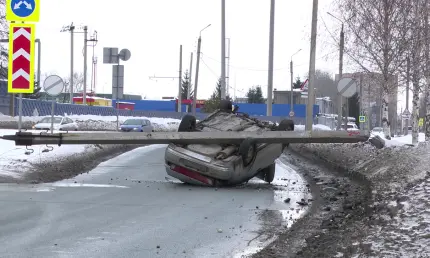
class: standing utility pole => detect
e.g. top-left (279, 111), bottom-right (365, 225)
top-left (305, 0), bottom-right (318, 130)
top-left (61, 23), bottom-right (75, 104)
top-left (89, 31), bottom-right (98, 93)
top-left (187, 52), bottom-right (193, 112)
top-left (226, 38), bottom-right (231, 96)
top-left (193, 24), bottom-right (211, 115)
top-left (267, 0), bottom-right (275, 116)
top-left (178, 45), bottom-right (183, 112)
top-left (83, 26), bottom-right (88, 105)
top-left (328, 12), bottom-right (345, 130)
top-left (221, 0), bottom-right (227, 99)
top-left (290, 49), bottom-right (301, 115)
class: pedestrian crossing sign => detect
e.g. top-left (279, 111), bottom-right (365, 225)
top-left (359, 116), bottom-right (366, 123)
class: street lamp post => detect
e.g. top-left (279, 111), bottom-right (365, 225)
top-left (192, 24), bottom-right (211, 115)
top-left (290, 49), bottom-right (301, 116)
top-left (327, 12), bottom-right (345, 130)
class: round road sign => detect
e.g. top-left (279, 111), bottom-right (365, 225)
top-left (119, 48), bottom-right (131, 61)
top-left (289, 111), bottom-right (295, 117)
top-left (43, 75), bottom-right (64, 97)
top-left (337, 77), bottom-right (357, 98)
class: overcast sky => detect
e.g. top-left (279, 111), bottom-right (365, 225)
top-left (34, 0), bottom-right (408, 111)
top-left (35, 0), bottom-right (345, 97)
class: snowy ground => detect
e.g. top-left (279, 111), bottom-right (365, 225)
top-left (0, 129), bottom-right (99, 179)
top-left (372, 132), bottom-right (426, 146)
top-left (292, 132), bottom-right (430, 257)
top-left (0, 115), bottom-right (181, 181)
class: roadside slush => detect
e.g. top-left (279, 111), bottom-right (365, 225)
top-left (252, 146), bottom-right (371, 258)
top-left (254, 141), bottom-right (430, 257)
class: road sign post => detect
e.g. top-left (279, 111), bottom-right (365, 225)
top-left (8, 23), bottom-right (35, 131)
top-left (6, 0), bottom-right (40, 22)
top-left (289, 111), bottom-right (295, 117)
top-left (103, 47), bottom-right (131, 131)
top-left (8, 23), bottom-right (35, 94)
top-left (43, 75), bottom-right (64, 134)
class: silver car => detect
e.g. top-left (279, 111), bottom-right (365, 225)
top-left (164, 101), bottom-right (294, 187)
top-left (33, 116), bottom-right (79, 131)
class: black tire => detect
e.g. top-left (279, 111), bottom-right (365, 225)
top-left (277, 119), bottom-right (294, 149)
top-left (263, 163), bottom-right (276, 183)
top-left (219, 99), bottom-right (233, 112)
top-left (278, 119), bottom-right (294, 131)
top-left (239, 138), bottom-right (257, 167)
top-left (178, 114), bottom-right (197, 132)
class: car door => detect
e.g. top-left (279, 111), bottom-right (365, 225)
top-left (143, 120), bottom-right (151, 132)
top-left (66, 118), bottom-right (76, 130)
top-left (59, 117), bottom-right (68, 130)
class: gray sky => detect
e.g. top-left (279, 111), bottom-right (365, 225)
top-left (37, 0), bottom-right (349, 100)
top-left (33, 0), bottom-right (409, 112)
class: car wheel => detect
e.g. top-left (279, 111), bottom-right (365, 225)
top-left (277, 119), bottom-right (295, 149)
top-left (263, 163), bottom-right (276, 183)
top-left (178, 114), bottom-right (197, 132)
top-left (239, 138), bottom-right (257, 167)
top-left (219, 99), bottom-right (233, 112)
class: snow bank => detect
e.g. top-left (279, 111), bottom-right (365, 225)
top-left (294, 124), bottom-right (332, 131)
top-left (0, 114), bottom-right (181, 181)
top-left (291, 136), bottom-right (430, 257)
top-left (0, 129), bottom-right (95, 179)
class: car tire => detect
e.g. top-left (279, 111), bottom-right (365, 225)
top-left (277, 119), bottom-right (294, 149)
top-left (178, 114), bottom-right (197, 132)
top-left (239, 138), bottom-right (257, 167)
top-left (219, 99), bottom-right (233, 112)
top-left (263, 163), bottom-right (276, 183)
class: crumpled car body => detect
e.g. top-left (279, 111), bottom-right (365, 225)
top-left (164, 108), bottom-right (294, 187)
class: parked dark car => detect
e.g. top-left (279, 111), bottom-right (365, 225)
top-left (120, 118), bottom-right (154, 132)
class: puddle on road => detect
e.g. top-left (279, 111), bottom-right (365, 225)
top-left (233, 157), bottom-right (312, 258)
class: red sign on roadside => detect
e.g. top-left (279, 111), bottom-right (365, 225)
top-left (8, 23), bottom-right (35, 93)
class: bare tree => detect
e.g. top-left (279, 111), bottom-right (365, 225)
top-left (62, 72), bottom-right (84, 103)
top-left (424, 0), bottom-right (430, 140)
top-left (335, 0), bottom-right (413, 139)
top-left (0, 0), bottom-right (9, 80)
top-left (410, 1), bottom-right (425, 144)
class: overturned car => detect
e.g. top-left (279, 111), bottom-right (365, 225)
top-left (164, 100), bottom-right (294, 187)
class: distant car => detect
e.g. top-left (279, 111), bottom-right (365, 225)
top-left (340, 123), bottom-right (359, 131)
top-left (371, 127), bottom-right (383, 135)
top-left (33, 116), bottom-right (78, 131)
top-left (120, 118), bottom-right (154, 132)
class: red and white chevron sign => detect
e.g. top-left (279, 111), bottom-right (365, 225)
top-left (8, 23), bottom-right (35, 93)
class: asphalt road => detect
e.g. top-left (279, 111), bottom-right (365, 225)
top-left (0, 145), bottom-right (309, 258)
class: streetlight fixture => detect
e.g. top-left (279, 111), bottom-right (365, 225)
top-left (192, 24), bottom-right (212, 115)
top-left (290, 48), bottom-right (302, 116)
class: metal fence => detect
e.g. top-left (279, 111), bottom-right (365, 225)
top-left (12, 98), bottom-right (315, 124)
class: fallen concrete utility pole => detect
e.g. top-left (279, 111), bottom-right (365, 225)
top-left (1, 131), bottom-right (369, 146)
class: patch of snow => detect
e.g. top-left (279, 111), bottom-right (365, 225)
top-left (371, 132), bottom-right (425, 147)
top-left (0, 129), bottom-right (88, 179)
top-left (295, 124), bottom-right (332, 131)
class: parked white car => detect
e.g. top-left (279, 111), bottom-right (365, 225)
top-left (33, 116), bottom-right (79, 131)
top-left (340, 123), bottom-right (359, 131)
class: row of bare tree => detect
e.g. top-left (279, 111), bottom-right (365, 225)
top-left (334, 0), bottom-right (430, 144)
